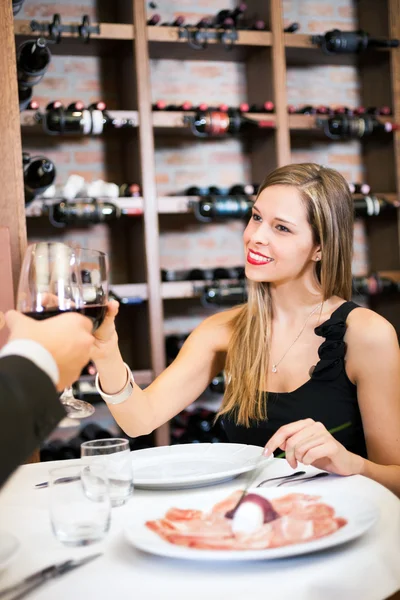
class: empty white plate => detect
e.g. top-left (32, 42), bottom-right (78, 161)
top-left (131, 443), bottom-right (271, 489)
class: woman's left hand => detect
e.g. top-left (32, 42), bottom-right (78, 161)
top-left (264, 418), bottom-right (364, 476)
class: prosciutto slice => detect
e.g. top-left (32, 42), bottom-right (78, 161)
top-left (145, 491), bottom-right (347, 551)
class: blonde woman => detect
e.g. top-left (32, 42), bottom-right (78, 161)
top-left (92, 163), bottom-right (400, 497)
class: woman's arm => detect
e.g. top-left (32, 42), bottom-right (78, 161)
top-left (345, 308), bottom-right (400, 496)
top-left (92, 301), bottom-right (235, 438)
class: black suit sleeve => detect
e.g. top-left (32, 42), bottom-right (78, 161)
top-left (0, 355), bottom-right (66, 487)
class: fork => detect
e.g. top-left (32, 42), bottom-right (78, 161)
top-left (276, 472), bottom-right (330, 487)
top-left (256, 471), bottom-right (307, 488)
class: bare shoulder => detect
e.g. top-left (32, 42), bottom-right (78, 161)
top-left (346, 306), bottom-right (398, 348)
top-left (190, 306), bottom-right (244, 352)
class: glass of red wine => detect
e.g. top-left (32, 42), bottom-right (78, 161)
top-left (16, 242), bottom-right (109, 418)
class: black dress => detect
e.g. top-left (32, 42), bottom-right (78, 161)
top-left (222, 301), bottom-right (367, 458)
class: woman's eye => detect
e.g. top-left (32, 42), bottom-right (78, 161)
top-left (252, 213), bottom-right (262, 222)
top-left (276, 224), bottom-right (290, 233)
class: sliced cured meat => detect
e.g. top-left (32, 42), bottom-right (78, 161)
top-left (145, 492), bottom-right (347, 551)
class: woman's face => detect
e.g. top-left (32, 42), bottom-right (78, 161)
top-left (243, 184), bottom-right (320, 284)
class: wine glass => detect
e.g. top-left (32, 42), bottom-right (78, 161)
top-left (16, 242), bottom-right (108, 418)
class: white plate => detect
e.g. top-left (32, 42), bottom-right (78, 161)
top-left (0, 531), bottom-right (19, 572)
top-left (125, 487), bottom-right (378, 561)
top-left (131, 443), bottom-right (271, 489)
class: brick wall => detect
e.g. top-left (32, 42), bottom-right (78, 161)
top-left (18, 0), bottom-right (368, 337)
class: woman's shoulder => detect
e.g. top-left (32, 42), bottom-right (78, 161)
top-left (195, 305), bottom-right (244, 352)
top-left (346, 304), bottom-right (398, 348)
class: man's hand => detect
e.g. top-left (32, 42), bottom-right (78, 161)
top-left (5, 310), bottom-right (94, 391)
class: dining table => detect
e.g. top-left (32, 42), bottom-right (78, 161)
top-left (0, 456), bottom-right (400, 600)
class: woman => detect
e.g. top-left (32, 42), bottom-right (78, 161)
top-left (92, 163), bottom-right (400, 497)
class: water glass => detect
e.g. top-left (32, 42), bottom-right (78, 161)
top-left (81, 438), bottom-right (134, 507)
top-left (49, 464), bottom-right (111, 546)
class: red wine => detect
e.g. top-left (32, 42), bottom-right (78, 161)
top-left (24, 157), bottom-right (56, 204)
top-left (24, 305), bottom-right (107, 331)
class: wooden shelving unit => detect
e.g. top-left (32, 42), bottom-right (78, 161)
top-left (2, 0), bottom-right (400, 450)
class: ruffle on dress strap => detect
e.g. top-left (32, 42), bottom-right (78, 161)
top-left (311, 317), bottom-right (347, 381)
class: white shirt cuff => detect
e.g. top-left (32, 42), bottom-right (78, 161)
top-left (0, 340), bottom-right (59, 387)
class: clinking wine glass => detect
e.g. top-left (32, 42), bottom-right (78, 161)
top-left (16, 242), bottom-right (109, 418)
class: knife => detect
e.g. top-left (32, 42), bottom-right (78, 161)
top-left (0, 553), bottom-right (102, 600)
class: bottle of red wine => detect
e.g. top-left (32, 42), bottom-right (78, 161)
top-left (202, 283), bottom-right (247, 306)
top-left (119, 183), bottom-right (142, 197)
top-left (42, 107), bottom-right (112, 135)
top-left (152, 100), bottom-right (167, 111)
top-left (67, 101), bottom-right (86, 111)
top-left (312, 29), bottom-right (399, 54)
top-left (51, 200), bottom-right (121, 224)
top-left (17, 37), bottom-right (51, 87)
top-left (194, 196), bottom-right (253, 221)
top-left (349, 183), bottom-right (371, 195)
top-left (215, 3), bottom-right (247, 27)
top-left (24, 157), bottom-right (56, 205)
top-left (229, 184), bottom-right (255, 195)
top-left (147, 14), bottom-right (161, 25)
top-left (185, 186), bottom-right (210, 196)
top-left (352, 274), bottom-right (400, 295)
top-left (46, 100), bottom-right (63, 111)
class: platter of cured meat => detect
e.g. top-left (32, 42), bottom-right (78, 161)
top-left (131, 443), bottom-right (272, 490)
top-left (125, 488), bottom-right (378, 560)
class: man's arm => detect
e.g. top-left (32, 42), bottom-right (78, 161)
top-left (0, 355), bottom-right (65, 487)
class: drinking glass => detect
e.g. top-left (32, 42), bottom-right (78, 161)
top-left (49, 464), bottom-right (111, 546)
top-left (81, 438), bottom-right (134, 507)
top-left (16, 242), bottom-right (108, 418)
top-left (59, 246), bottom-right (109, 416)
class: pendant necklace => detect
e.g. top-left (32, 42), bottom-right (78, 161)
top-left (271, 302), bottom-right (324, 373)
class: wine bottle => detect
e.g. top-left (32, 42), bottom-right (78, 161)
top-left (229, 184), bottom-right (255, 195)
top-left (312, 29), bottom-right (400, 54)
top-left (119, 183), bottom-right (141, 197)
top-left (188, 109), bottom-right (274, 137)
top-left (161, 16), bottom-right (185, 26)
top-left (51, 200), bottom-right (121, 224)
top-left (152, 100), bottom-right (167, 111)
top-left (215, 3), bottom-right (247, 27)
top-left (196, 17), bottom-right (213, 28)
top-left (284, 22), bottom-right (300, 33)
top-left (24, 157), bottom-right (56, 204)
top-left (352, 274), bottom-right (400, 295)
top-left (17, 37), bottom-right (51, 87)
top-left (209, 372), bottom-right (225, 393)
top-left (67, 101), bottom-right (85, 111)
top-left (12, 0), bottom-right (25, 16)
top-left (239, 102), bottom-right (249, 113)
top-left (349, 183), bottom-right (371, 195)
top-left (193, 196), bottom-right (253, 221)
top-left (42, 107), bottom-right (114, 136)
top-left (353, 196), bottom-right (395, 217)
top-left (147, 14), bottom-right (161, 26)
top-left (202, 283), bottom-right (247, 306)
top-left (208, 185), bottom-right (227, 195)
top-left (185, 186), bottom-right (210, 196)
top-left (296, 105), bottom-right (316, 115)
top-left (316, 115), bottom-right (396, 139)
top-left (212, 268), bottom-right (230, 279)
top-left (46, 100), bottom-right (63, 111)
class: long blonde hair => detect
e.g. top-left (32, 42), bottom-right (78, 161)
top-left (218, 163), bottom-right (354, 427)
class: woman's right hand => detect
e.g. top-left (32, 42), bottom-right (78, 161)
top-left (91, 299), bottom-right (120, 363)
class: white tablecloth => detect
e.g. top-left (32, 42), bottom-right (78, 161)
top-left (0, 457), bottom-right (400, 600)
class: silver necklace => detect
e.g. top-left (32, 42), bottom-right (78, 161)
top-left (271, 302), bottom-right (323, 373)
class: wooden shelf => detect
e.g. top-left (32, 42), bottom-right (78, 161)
top-left (147, 26), bottom-right (272, 61)
top-left (14, 20), bottom-right (134, 40)
top-left (111, 279), bottom-right (242, 303)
